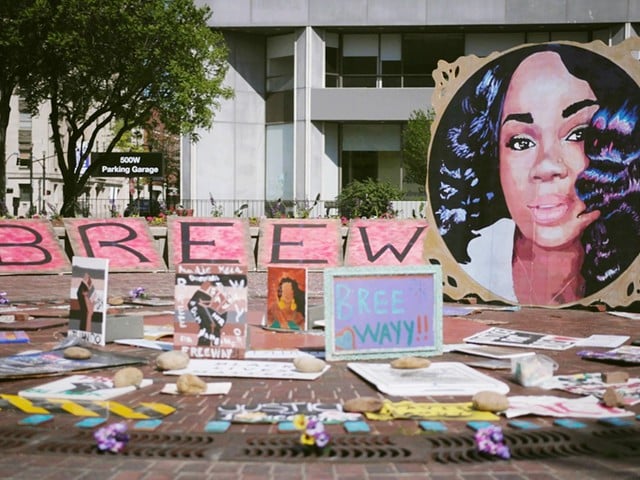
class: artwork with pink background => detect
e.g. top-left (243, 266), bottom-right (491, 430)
top-left (257, 219), bottom-right (342, 270)
top-left (63, 218), bottom-right (165, 272)
top-left (167, 217), bottom-right (253, 269)
top-left (0, 219), bottom-right (71, 274)
top-left (344, 219), bottom-right (429, 266)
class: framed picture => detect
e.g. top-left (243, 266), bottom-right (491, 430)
top-left (324, 265), bottom-right (443, 361)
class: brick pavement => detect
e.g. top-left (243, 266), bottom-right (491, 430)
top-left (0, 271), bottom-right (639, 479)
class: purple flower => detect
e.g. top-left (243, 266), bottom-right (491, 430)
top-left (314, 431), bottom-right (331, 448)
top-left (0, 292), bottom-right (9, 305)
top-left (474, 426), bottom-right (510, 460)
top-left (94, 422), bottom-right (129, 453)
top-left (129, 287), bottom-right (147, 299)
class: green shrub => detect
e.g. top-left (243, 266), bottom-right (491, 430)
top-left (336, 179), bottom-right (404, 219)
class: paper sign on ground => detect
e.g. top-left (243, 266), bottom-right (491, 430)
top-left (18, 374), bottom-right (152, 401)
top-left (217, 401), bottom-right (361, 424)
top-left (464, 327), bottom-right (582, 351)
top-left (163, 359), bottom-right (329, 381)
top-left (364, 400), bottom-right (499, 421)
top-left (539, 372), bottom-right (640, 406)
top-left (0, 348), bottom-right (145, 380)
top-left (348, 361), bottom-right (509, 396)
top-left (505, 395), bottom-right (633, 418)
top-left (68, 256), bottom-right (109, 346)
top-left (451, 344), bottom-right (535, 359)
top-left (161, 382), bottom-right (232, 395)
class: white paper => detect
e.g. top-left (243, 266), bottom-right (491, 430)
top-left (161, 382), bottom-right (232, 395)
top-left (505, 394), bottom-right (633, 418)
top-left (348, 361), bottom-right (510, 396)
top-left (163, 359), bottom-right (329, 381)
top-left (575, 334), bottom-right (630, 348)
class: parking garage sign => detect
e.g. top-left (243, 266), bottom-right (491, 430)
top-left (92, 152), bottom-right (163, 177)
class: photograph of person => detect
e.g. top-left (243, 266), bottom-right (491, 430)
top-left (267, 269), bottom-right (307, 330)
top-left (428, 42), bottom-right (639, 306)
top-left (76, 272), bottom-right (95, 331)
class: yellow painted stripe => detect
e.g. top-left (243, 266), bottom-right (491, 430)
top-left (45, 400), bottom-right (101, 417)
top-left (0, 394), bottom-right (50, 414)
top-left (94, 401), bottom-right (149, 419)
top-left (138, 402), bottom-right (176, 417)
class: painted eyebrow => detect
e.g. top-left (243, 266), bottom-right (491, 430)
top-left (562, 99), bottom-right (598, 118)
top-left (502, 99), bottom-right (598, 126)
top-left (502, 112), bottom-right (532, 125)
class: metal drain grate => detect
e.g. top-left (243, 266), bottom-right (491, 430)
top-left (221, 434), bottom-right (425, 462)
top-left (2, 425), bottom-right (638, 463)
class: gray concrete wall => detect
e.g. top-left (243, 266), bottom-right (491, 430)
top-left (200, 0), bottom-right (640, 27)
top-left (310, 88), bottom-right (432, 121)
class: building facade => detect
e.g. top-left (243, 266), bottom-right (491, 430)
top-left (183, 0), bottom-right (640, 216)
top-left (4, 96), bottom-right (128, 218)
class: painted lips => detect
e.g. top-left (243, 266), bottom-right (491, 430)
top-left (527, 194), bottom-right (573, 225)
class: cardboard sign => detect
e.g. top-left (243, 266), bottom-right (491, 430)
top-left (68, 256), bottom-right (109, 346)
top-left (167, 217), bottom-right (254, 270)
top-left (344, 218), bottom-right (429, 266)
top-left (64, 218), bottom-right (165, 272)
top-left (0, 219), bottom-right (71, 274)
top-left (257, 218), bottom-right (342, 270)
top-left (324, 265), bottom-right (443, 360)
top-left (174, 263), bottom-right (248, 359)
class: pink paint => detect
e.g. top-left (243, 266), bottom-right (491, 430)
top-left (345, 219), bottom-right (429, 266)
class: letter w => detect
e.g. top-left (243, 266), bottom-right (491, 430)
top-left (358, 226), bottom-right (426, 262)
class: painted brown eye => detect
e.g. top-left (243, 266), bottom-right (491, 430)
top-left (566, 126), bottom-right (586, 142)
top-left (506, 136), bottom-right (535, 151)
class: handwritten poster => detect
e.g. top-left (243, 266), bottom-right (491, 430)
top-left (324, 265), bottom-right (443, 360)
top-left (174, 263), bottom-right (248, 359)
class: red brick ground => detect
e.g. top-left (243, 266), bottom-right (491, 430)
top-left (0, 271), bottom-right (638, 479)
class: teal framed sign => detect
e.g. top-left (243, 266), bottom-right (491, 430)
top-left (323, 265), bottom-right (443, 361)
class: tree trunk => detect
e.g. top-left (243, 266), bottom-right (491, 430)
top-left (61, 179), bottom-right (77, 217)
top-left (0, 89), bottom-right (12, 216)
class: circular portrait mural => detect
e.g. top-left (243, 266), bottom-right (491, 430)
top-left (427, 41), bottom-right (640, 307)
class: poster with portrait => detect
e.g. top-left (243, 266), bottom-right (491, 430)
top-left (68, 256), bottom-right (109, 346)
top-left (174, 264), bottom-right (248, 359)
top-left (266, 266), bottom-right (308, 331)
top-left (425, 38), bottom-right (640, 309)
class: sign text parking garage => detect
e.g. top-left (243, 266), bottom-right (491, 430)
top-left (92, 152), bottom-right (163, 177)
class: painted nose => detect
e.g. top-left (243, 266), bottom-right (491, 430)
top-left (530, 144), bottom-right (568, 182)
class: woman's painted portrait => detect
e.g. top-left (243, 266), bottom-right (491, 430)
top-left (427, 40), bottom-right (640, 307)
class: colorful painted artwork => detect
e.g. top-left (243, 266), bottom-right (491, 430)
top-left (324, 265), bottom-right (443, 360)
top-left (174, 263), bottom-right (248, 359)
top-left (266, 266), bottom-right (308, 331)
top-left (426, 40), bottom-right (640, 308)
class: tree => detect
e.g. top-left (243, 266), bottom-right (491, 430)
top-left (402, 109), bottom-right (434, 194)
top-left (0, 1), bottom-right (41, 215)
top-left (19, 0), bottom-right (233, 217)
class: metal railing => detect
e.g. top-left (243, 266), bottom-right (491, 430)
top-left (65, 198), bottom-right (427, 220)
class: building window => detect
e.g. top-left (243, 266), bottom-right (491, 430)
top-left (19, 184), bottom-right (32, 202)
top-left (266, 34), bottom-right (294, 125)
top-left (341, 124), bottom-right (402, 188)
top-left (327, 32), bottom-right (464, 88)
